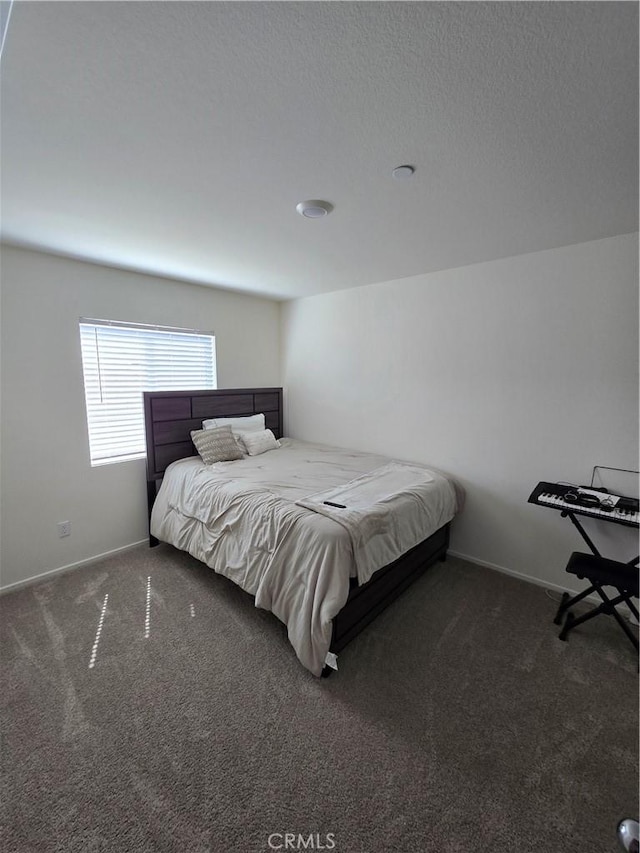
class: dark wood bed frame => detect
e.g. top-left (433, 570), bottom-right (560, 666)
top-left (144, 387), bottom-right (450, 668)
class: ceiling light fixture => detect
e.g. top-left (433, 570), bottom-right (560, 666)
top-left (296, 200), bottom-right (333, 218)
top-left (392, 165), bottom-right (415, 180)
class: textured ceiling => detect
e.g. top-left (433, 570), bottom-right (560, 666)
top-left (1, 1), bottom-right (638, 300)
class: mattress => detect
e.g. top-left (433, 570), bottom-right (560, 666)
top-left (150, 438), bottom-right (460, 675)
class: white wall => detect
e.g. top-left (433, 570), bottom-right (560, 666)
top-left (3, 236), bottom-right (637, 594)
top-left (281, 234), bottom-right (639, 590)
top-left (0, 246), bottom-right (281, 589)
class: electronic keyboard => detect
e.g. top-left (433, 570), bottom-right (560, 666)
top-left (528, 481), bottom-right (639, 528)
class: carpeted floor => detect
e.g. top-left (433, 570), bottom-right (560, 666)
top-left (1, 546), bottom-right (637, 853)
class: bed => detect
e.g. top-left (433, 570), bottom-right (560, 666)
top-left (144, 387), bottom-right (461, 676)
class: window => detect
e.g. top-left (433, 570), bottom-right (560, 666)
top-left (79, 318), bottom-right (217, 465)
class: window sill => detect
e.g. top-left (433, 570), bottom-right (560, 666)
top-left (91, 452), bottom-right (146, 467)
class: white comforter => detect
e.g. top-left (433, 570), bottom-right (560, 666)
top-left (150, 438), bottom-right (460, 675)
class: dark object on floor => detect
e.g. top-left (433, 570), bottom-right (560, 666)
top-left (617, 818), bottom-right (640, 852)
top-left (554, 552), bottom-right (639, 652)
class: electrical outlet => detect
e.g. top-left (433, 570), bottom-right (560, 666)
top-left (57, 521), bottom-right (71, 538)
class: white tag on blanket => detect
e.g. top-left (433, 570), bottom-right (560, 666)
top-left (324, 652), bottom-right (339, 670)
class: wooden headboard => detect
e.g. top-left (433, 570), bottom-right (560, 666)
top-left (144, 387), bottom-right (283, 544)
top-left (144, 387), bottom-right (283, 482)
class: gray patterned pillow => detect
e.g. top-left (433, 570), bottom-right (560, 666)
top-left (190, 425), bottom-right (243, 464)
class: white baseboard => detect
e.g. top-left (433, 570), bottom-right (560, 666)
top-left (447, 549), bottom-right (637, 620)
top-left (0, 539), bottom-right (149, 594)
top-left (447, 549), bottom-right (580, 597)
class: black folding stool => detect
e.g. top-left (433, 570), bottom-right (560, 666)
top-left (554, 552), bottom-right (639, 652)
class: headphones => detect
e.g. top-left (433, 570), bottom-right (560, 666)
top-left (564, 490), bottom-right (614, 510)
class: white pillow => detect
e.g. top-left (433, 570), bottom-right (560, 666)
top-left (202, 413), bottom-right (265, 435)
top-left (238, 429), bottom-right (280, 456)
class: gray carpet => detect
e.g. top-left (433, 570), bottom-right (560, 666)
top-left (1, 546), bottom-right (637, 853)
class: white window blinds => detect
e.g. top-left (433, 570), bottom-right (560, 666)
top-left (79, 319), bottom-right (217, 465)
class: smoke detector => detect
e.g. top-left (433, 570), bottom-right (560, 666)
top-left (392, 165), bottom-right (415, 180)
top-left (296, 200), bottom-right (333, 218)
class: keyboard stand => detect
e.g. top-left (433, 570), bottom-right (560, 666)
top-left (561, 508), bottom-right (639, 566)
